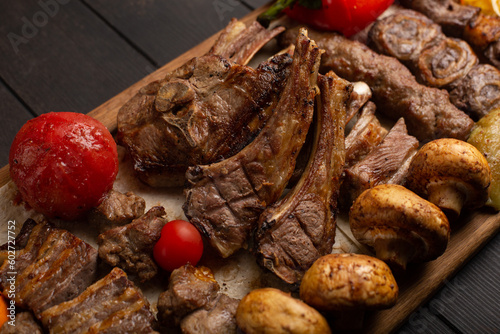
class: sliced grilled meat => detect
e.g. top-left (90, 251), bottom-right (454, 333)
top-left (184, 29), bottom-right (322, 258)
top-left (0, 221), bottom-right (98, 317)
top-left (88, 189), bottom-right (146, 232)
top-left (117, 20), bottom-right (289, 187)
top-left (40, 267), bottom-right (157, 334)
top-left (255, 71), bottom-right (350, 284)
top-left (157, 264), bottom-right (220, 327)
top-left (345, 102), bottom-right (388, 169)
top-left (346, 81), bottom-right (372, 124)
top-left (279, 27), bottom-right (474, 142)
top-left (97, 206), bottom-right (168, 282)
top-left (341, 118), bottom-right (420, 206)
top-left (0, 311), bottom-right (43, 334)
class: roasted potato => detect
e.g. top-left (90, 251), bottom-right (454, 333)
top-left (236, 288), bottom-right (331, 334)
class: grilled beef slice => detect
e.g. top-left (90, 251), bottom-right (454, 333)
top-left (345, 102), bottom-right (388, 169)
top-left (0, 220), bottom-right (98, 317)
top-left (255, 71), bottom-right (350, 284)
top-left (184, 29), bottom-right (322, 258)
top-left (88, 189), bottom-right (146, 232)
top-left (40, 267), bottom-right (157, 334)
top-left (342, 118), bottom-right (420, 206)
top-left (0, 311), bottom-right (43, 334)
top-left (279, 27), bottom-right (474, 142)
top-left (117, 20), bottom-right (289, 187)
top-left (97, 206), bottom-right (168, 282)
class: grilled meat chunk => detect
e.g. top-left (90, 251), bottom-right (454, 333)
top-left (157, 264), bottom-right (220, 326)
top-left (255, 72), bottom-right (350, 284)
top-left (279, 27), bottom-right (474, 142)
top-left (345, 102), bottom-right (388, 169)
top-left (342, 118), bottom-right (420, 206)
top-left (0, 221), bottom-right (98, 317)
top-left (89, 189), bottom-right (146, 232)
top-left (184, 29), bottom-right (322, 258)
top-left (0, 311), bottom-right (43, 334)
top-left (117, 20), bottom-right (289, 187)
top-left (180, 294), bottom-right (239, 334)
top-left (97, 206), bottom-right (168, 282)
top-left (346, 81), bottom-right (372, 124)
top-left (40, 267), bottom-right (157, 334)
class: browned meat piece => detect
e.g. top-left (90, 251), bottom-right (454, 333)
top-left (157, 264), bottom-right (220, 327)
top-left (449, 64), bottom-right (500, 119)
top-left (0, 221), bottom-right (97, 317)
top-left (117, 20), bottom-right (289, 187)
top-left (464, 13), bottom-right (500, 50)
top-left (485, 39), bottom-right (500, 68)
top-left (346, 81), bottom-right (372, 124)
top-left (40, 267), bottom-right (157, 334)
top-left (180, 294), bottom-right (240, 334)
top-left (255, 72), bottom-right (350, 284)
top-left (279, 27), bottom-right (474, 142)
top-left (88, 189), bottom-right (146, 232)
top-left (0, 219), bottom-right (37, 264)
top-left (0, 311), bottom-right (43, 334)
top-left (400, 0), bottom-right (480, 36)
top-left (341, 118), bottom-right (420, 206)
top-left (345, 102), bottom-right (388, 169)
top-left (97, 206), bottom-right (168, 282)
top-left (184, 29), bottom-right (322, 258)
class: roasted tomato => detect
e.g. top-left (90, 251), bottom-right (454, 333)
top-left (259, 0), bottom-right (394, 37)
top-left (153, 220), bottom-right (204, 272)
top-left (9, 112), bottom-right (118, 221)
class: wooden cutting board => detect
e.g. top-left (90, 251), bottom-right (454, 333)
top-left (0, 4), bottom-right (499, 334)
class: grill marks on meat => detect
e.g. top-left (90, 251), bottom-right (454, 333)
top-left (40, 267), bottom-right (157, 334)
top-left (255, 72), bottom-right (350, 284)
top-left (97, 206), bottom-right (168, 282)
top-left (369, 9), bottom-right (500, 120)
top-left (0, 221), bottom-right (98, 317)
top-left (279, 27), bottom-right (474, 142)
top-left (342, 118), bottom-right (420, 207)
top-left (157, 264), bottom-right (239, 333)
top-left (184, 29), bottom-right (322, 258)
top-left (117, 21), bottom-right (290, 187)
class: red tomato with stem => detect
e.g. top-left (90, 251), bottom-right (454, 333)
top-left (9, 112), bottom-right (118, 221)
top-left (153, 220), bottom-right (204, 272)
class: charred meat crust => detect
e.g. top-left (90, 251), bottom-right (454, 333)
top-left (183, 29), bottom-right (322, 258)
top-left (255, 72), bottom-right (351, 284)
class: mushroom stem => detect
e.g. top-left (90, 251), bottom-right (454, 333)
top-left (373, 237), bottom-right (416, 271)
top-left (333, 310), bottom-right (366, 331)
top-left (427, 183), bottom-right (465, 221)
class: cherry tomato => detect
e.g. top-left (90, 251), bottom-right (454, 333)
top-left (153, 220), bottom-right (204, 272)
top-left (9, 112), bottom-right (118, 221)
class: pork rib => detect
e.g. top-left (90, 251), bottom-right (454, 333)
top-left (183, 28), bottom-right (322, 258)
top-left (255, 71), bottom-right (350, 284)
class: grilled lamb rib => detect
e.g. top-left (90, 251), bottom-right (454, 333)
top-left (117, 20), bottom-right (288, 187)
top-left (183, 28), bottom-right (322, 258)
top-left (97, 206), bottom-right (168, 282)
top-left (255, 71), bottom-right (350, 285)
top-left (0, 220), bottom-right (98, 317)
top-left (279, 27), bottom-right (474, 142)
top-left (40, 267), bottom-right (157, 334)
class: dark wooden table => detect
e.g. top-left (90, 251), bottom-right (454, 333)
top-left (0, 1), bottom-right (498, 333)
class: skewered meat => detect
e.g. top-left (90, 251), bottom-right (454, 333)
top-left (369, 9), bottom-right (500, 119)
top-left (117, 20), bottom-right (289, 187)
top-left (184, 28), bottom-right (322, 258)
top-left (0, 220), bottom-right (98, 317)
top-left (345, 102), bottom-right (388, 169)
top-left (279, 27), bottom-right (474, 142)
top-left (341, 118), bottom-right (419, 207)
top-left (40, 267), bottom-right (157, 334)
top-left (97, 206), bottom-right (168, 282)
top-left (0, 311), bottom-right (43, 334)
top-left (88, 189), bottom-right (146, 232)
top-left (255, 71), bottom-right (350, 285)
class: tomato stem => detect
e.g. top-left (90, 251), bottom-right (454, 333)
top-left (258, 0), bottom-right (298, 27)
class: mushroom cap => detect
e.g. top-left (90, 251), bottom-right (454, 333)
top-left (406, 138), bottom-right (491, 211)
top-left (300, 253), bottom-right (398, 311)
top-left (349, 184), bottom-right (450, 267)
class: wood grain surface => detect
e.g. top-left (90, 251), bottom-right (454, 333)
top-left (0, 2), bottom-right (499, 333)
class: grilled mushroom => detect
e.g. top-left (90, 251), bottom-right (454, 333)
top-left (300, 253), bottom-right (398, 330)
top-left (350, 184), bottom-right (450, 270)
top-left (406, 138), bottom-right (491, 220)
